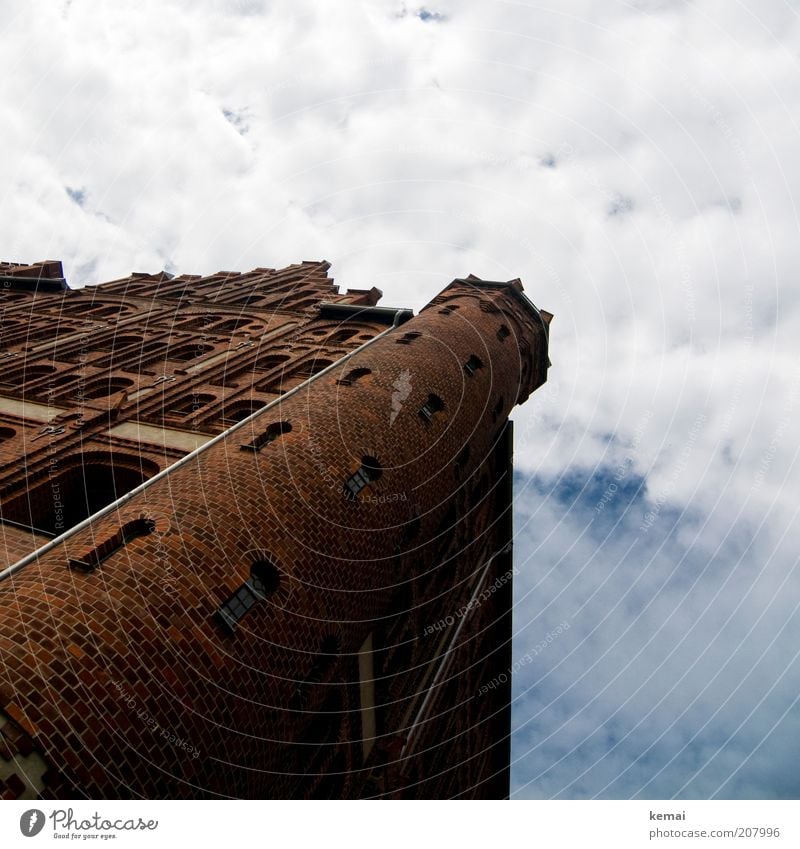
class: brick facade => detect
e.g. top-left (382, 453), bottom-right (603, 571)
top-left (0, 259), bottom-right (551, 799)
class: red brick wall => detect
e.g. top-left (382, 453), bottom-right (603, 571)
top-left (0, 262), bottom-right (549, 798)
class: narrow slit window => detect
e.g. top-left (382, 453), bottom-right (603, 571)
top-left (68, 518), bottom-right (155, 572)
top-left (215, 558), bottom-right (280, 634)
top-left (463, 355), bottom-right (484, 376)
top-left (396, 331), bottom-right (421, 345)
top-left (497, 324), bottom-right (510, 341)
top-left (343, 456), bottom-right (382, 500)
top-left (336, 367), bottom-right (371, 386)
top-left (419, 393), bottom-right (445, 423)
top-left (241, 421), bottom-right (292, 452)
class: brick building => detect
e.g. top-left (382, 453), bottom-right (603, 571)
top-left (0, 258), bottom-right (551, 799)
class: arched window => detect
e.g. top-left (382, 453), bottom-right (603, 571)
top-left (226, 294), bottom-right (262, 307)
top-left (288, 298), bottom-right (317, 311)
top-left (81, 376), bottom-right (134, 400)
top-left (212, 317), bottom-right (253, 333)
top-left (241, 421), bottom-right (292, 452)
top-left (220, 399), bottom-right (267, 425)
top-left (166, 393), bottom-right (215, 418)
top-left (214, 558), bottom-right (281, 633)
top-left (45, 373), bottom-right (80, 392)
top-left (497, 324), bottom-right (510, 341)
top-left (419, 393), bottom-right (445, 423)
top-left (295, 358), bottom-right (333, 379)
top-left (167, 343), bottom-right (214, 362)
top-left (1, 364), bottom-right (56, 387)
top-left (69, 517), bottom-right (156, 572)
top-left (258, 352), bottom-right (291, 369)
top-left (136, 342), bottom-right (171, 370)
top-left (94, 334), bottom-right (144, 353)
top-left (343, 456), bottom-right (382, 500)
top-left (0, 452), bottom-right (159, 536)
top-left (336, 367), bottom-right (371, 387)
top-left (327, 328), bottom-right (358, 344)
top-left (463, 355), bottom-right (484, 376)
top-left (175, 314), bottom-right (219, 331)
top-left (87, 305), bottom-right (126, 318)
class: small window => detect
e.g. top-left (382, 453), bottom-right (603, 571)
top-left (81, 376), bottom-right (135, 400)
top-left (2, 364), bottom-right (57, 387)
top-left (419, 393), bottom-right (445, 423)
top-left (396, 331), bottom-right (421, 345)
top-left (438, 304), bottom-right (460, 315)
top-left (221, 400), bottom-right (267, 425)
top-left (463, 355), bottom-right (484, 376)
top-left (250, 559), bottom-right (281, 598)
top-left (168, 343), bottom-right (214, 362)
top-left (212, 317), bottom-right (251, 334)
top-left (289, 298), bottom-right (317, 311)
top-left (166, 393), bottom-right (215, 418)
top-left (497, 324), bottom-right (510, 341)
top-left (297, 358), bottom-right (333, 378)
top-left (343, 456), bottom-right (382, 500)
top-left (336, 367), bottom-right (372, 387)
top-left (240, 421), bottom-right (292, 452)
top-left (68, 518), bottom-right (155, 572)
top-left (0, 426), bottom-right (15, 442)
top-left (327, 328), bottom-right (358, 344)
top-left (215, 558), bottom-right (280, 633)
top-left (88, 305), bottom-right (124, 318)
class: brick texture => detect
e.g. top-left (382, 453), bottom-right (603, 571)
top-left (0, 260), bottom-right (551, 798)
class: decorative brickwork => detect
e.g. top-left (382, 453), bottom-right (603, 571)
top-left (0, 259), bottom-right (551, 798)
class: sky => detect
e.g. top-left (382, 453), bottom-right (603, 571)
top-left (1, 0), bottom-right (799, 799)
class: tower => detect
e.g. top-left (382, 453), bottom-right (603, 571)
top-left (0, 259), bottom-right (551, 799)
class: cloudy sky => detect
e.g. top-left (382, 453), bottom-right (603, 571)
top-left (2, 0), bottom-right (799, 799)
